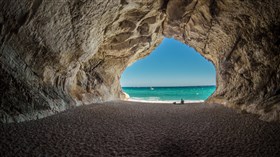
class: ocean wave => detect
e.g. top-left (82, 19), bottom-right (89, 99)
top-left (127, 98), bottom-right (204, 104)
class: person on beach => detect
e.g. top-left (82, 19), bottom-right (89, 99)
top-left (181, 98), bottom-right (184, 104)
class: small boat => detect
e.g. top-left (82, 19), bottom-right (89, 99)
top-left (150, 87), bottom-right (154, 90)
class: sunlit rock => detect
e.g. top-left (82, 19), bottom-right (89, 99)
top-left (0, 0), bottom-right (279, 122)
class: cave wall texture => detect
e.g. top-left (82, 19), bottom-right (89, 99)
top-left (0, 0), bottom-right (279, 123)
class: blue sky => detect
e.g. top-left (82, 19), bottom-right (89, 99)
top-left (120, 38), bottom-right (216, 87)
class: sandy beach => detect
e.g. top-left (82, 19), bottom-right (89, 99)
top-left (1, 101), bottom-right (280, 156)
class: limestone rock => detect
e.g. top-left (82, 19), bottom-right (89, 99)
top-left (0, 0), bottom-right (279, 122)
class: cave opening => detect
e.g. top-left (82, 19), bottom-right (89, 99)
top-left (120, 37), bottom-right (216, 103)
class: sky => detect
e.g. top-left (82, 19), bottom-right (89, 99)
top-left (120, 38), bottom-right (216, 87)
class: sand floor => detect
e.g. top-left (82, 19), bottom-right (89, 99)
top-left (1, 101), bottom-right (280, 157)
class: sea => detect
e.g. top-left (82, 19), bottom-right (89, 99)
top-left (122, 86), bottom-right (216, 103)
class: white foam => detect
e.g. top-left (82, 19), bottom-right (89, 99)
top-left (126, 98), bottom-right (204, 104)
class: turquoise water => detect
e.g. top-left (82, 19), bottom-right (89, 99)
top-left (122, 86), bottom-right (216, 102)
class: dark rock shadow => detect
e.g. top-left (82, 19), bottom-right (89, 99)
top-left (157, 139), bottom-right (197, 157)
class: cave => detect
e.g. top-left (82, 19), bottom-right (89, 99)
top-left (0, 0), bottom-right (280, 123)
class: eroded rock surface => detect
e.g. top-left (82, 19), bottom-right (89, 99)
top-left (0, 0), bottom-right (279, 122)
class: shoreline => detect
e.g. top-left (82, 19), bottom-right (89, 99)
top-left (122, 91), bottom-right (205, 104)
top-left (125, 98), bottom-right (205, 104)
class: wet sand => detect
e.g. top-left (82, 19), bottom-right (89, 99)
top-left (1, 101), bottom-right (280, 156)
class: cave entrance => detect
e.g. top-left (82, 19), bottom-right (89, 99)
top-left (120, 37), bottom-right (216, 103)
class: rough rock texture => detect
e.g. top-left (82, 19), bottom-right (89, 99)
top-left (0, 0), bottom-right (279, 123)
top-left (163, 0), bottom-right (280, 121)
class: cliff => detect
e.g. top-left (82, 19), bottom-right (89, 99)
top-left (0, 0), bottom-right (279, 122)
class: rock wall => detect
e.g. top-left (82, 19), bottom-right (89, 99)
top-left (163, 0), bottom-right (280, 121)
top-left (0, 0), bottom-right (279, 123)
